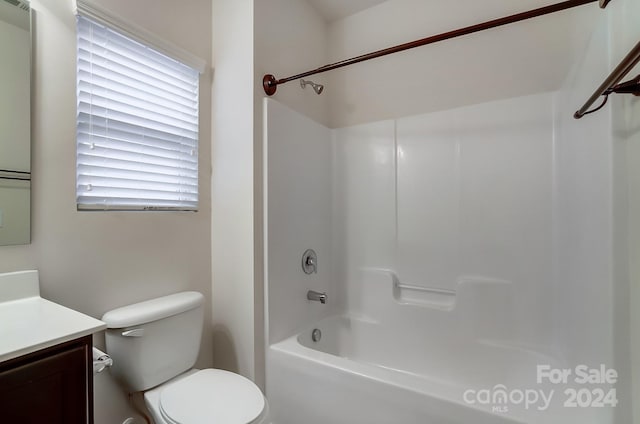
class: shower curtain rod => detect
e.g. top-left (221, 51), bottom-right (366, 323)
top-left (262, 0), bottom-right (609, 96)
top-left (574, 39), bottom-right (640, 119)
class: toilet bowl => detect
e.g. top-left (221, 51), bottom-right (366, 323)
top-left (144, 369), bottom-right (269, 424)
top-left (102, 292), bottom-right (270, 424)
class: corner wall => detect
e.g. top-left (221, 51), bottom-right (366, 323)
top-left (608, 0), bottom-right (640, 422)
top-left (209, 0), bottom-right (329, 392)
top-left (264, 99), bottom-right (335, 345)
top-left (253, 0), bottom-right (329, 388)
top-left (552, 11), bottom-right (614, 372)
top-left (211, 0), bottom-right (256, 382)
top-left (552, 1), bottom-right (640, 420)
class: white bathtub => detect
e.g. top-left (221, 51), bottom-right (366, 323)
top-left (266, 314), bottom-right (611, 424)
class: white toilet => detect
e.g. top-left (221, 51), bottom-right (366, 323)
top-left (102, 291), bottom-right (269, 424)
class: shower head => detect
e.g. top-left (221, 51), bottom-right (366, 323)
top-left (300, 79), bottom-right (324, 95)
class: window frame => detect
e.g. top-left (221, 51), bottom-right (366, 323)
top-left (75, 2), bottom-right (205, 212)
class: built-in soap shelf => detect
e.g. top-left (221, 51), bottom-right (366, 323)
top-left (360, 268), bottom-right (512, 311)
top-left (392, 278), bottom-right (457, 311)
top-left (373, 269), bottom-right (512, 311)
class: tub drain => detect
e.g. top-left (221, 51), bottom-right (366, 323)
top-left (311, 328), bottom-right (322, 342)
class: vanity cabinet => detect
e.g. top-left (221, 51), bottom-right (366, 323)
top-left (0, 335), bottom-right (94, 424)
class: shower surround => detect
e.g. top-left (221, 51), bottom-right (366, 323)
top-left (263, 20), bottom-right (623, 422)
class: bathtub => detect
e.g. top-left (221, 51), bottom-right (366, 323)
top-left (266, 314), bottom-right (610, 424)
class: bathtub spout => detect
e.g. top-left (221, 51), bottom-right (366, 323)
top-left (307, 290), bottom-right (327, 304)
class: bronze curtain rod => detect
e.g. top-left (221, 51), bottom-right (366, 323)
top-left (574, 39), bottom-right (640, 118)
top-left (263, 0), bottom-right (609, 96)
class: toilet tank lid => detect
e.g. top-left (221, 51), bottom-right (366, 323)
top-left (102, 291), bottom-right (204, 328)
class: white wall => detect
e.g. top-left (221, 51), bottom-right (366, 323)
top-left (625, 73), bottom-right (640, 424)
top-left (252, 0), bottom-right (329, 387)
top-left (331, 119), bottom-right (396, 317)
top-left (264, 99), bottom-right (335, 345)
top-left (203, 0), bottom-right (339, 395)
top-left (552, 21), bottom-right (619, 423)
top-left (608, 0), bottom-right (640, 422)
top-left (553, 13), bottom-right (613, 366)
top-left (552, 2), bottom-right (640, 422)
top-left (211, 0), bottom-right (258, 383)
top-left (254, 0), bottom-right (329, 128)
top-left (0, 1), bottom-right (213, 423)
top-left (331, 93), bottom-right (556, 350)
top-left (326, 0), bottom-right (600, 128)
top-left (209, 0), bottom-right (329, 391)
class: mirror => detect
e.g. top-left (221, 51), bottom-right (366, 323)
top-left (0, 0), bottom-right (30, 246)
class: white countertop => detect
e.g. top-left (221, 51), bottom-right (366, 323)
top-left (0, 270), bottom-right (106, 363)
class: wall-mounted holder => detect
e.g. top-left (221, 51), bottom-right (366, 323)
top-left (302, 249), bottom-right (317, 274)
top-left (92, 347), bottom-right (113, 374)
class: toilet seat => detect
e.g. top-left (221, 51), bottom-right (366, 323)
top-left (158, 369), bottom-right (266, 424)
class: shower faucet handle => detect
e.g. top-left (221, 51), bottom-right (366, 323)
top-left (302, 249), bottom-right (317, 274)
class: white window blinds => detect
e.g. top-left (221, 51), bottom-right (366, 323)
top-left (76, 14), bottom-right (200, 211)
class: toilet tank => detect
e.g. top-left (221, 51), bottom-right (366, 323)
top-left (102, 291), bottom-right (204, 392)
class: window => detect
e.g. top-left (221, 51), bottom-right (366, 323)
top-left (76, 13), bottom-right (200, 211)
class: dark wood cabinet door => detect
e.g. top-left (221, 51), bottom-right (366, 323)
top-left (0, 337), bottom-right (92, 424)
